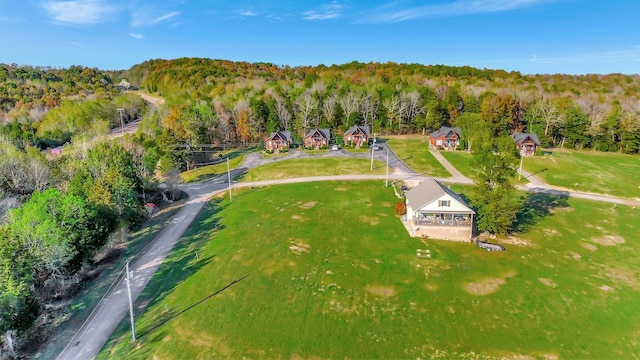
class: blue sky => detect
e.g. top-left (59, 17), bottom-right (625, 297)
top-left (1, 0), bottom-right (639, 74)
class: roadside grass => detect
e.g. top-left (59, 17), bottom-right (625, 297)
top-left (439, 150), bottom-right (474, 179)
top-left (181, 154), bottom-right (245, 183)
top-left (523, 149), bottom-right (640, 198)
top-left (100, 181), bottom-right (640, 359)
top-left (383, 136), bottom-right (450, 177)
top-left (35, 201), bottom-right (186, 359)
top-left (239, 158), bottom-right (386, 182)
top-left (344, 147), bottom-right (371, 154)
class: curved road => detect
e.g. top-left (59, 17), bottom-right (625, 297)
top-left (56, 148), bottom-right (639, 359)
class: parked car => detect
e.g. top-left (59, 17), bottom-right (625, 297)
top-left (372, 145), bottom-right (383, 151)
top-left (331, 144), bottom-right (340, 151)
top-left (476, 239), bottom-right (505, 252)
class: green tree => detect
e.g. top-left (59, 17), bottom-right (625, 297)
top-left (455, 112), bottom-right (485, 151)
top-left (470, 133), bottom-right (521, 235)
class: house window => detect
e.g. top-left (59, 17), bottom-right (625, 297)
top-left (438, 200), bottom-right (450, 207)
top-left (436, 139), bottom-right (443, 146)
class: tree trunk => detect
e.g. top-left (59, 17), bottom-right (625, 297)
top-left (4, 330), bottom-right (16, 358)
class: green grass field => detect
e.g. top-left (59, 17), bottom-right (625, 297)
top-left (100, 181), bottom-right (640, 359)
top-left (239, 158), bottom-right (386, 182)
top-left (440, 150), bottom-right (474, 179)
top-left (523, 149), bottom-right (640, 199)
top-left (383, 136), bottom-right (450, 177)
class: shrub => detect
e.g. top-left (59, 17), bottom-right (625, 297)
top-left (394, 201), bottom-right (406, 216)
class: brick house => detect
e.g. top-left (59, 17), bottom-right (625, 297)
top-left (344, 125), bottom-right (370, 147)
top-left (303, 128), bottom-right (331, 149)
top-left (265, 131), bottom-right (292, 152)
top-left (429, 127), bottom-right (461, 150)
top-left (511, 132), bottom-right (541, 156)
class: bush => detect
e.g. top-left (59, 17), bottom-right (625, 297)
top-left (394, 201), bottom-right (406, 216)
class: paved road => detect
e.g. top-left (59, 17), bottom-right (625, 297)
top-left (56, 171), bottom-right (239, 360)
top-left (56, 147), bottom-right (639, 359)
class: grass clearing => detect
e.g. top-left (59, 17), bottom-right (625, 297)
top-left (239, 158), bottom-right (386, 182)
top-left (439, 150), bottom-right (474, 179)
top-left (181, 147), bottom-right (255, 183)
top-left (100, 181), bottom-right (640, 359)
top-left (523, 149), bottom-right (640, 198)
top-left (384, 135), bottom-right (450, 177)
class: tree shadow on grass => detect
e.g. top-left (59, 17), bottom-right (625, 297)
top-left (513, 190), bottom-right (570, 233)
top-left (137, 275), bottom-right (249, 340)
top-left (103, 199), bottom-right (229, 350)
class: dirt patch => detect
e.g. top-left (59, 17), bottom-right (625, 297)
top-left (424, 283), bottom-right (438, 291)
top-left (581, 242), bottom-right (598, 251)
top-left (381, 202), bottom-right (393, 207)
top-left (538, 278), bottom-right (558, 288)
top-left (570, 252), bottom-right (582, 260)
top-left (591, 235), bottom-right (625, 246)
top-left (501, 236), bottom-right (534, 247)
top-left (366, 285), bottom-right (397, 298)
top-left (599, 285), bottom-right (615, 292)
top-left (334, 186), bottom-right (349, 191)
top-left (289, 241), bottom-right (310, 255)
top-left (291, 215), bottom-right (305, 221)
top-left (359, 215), bottom-right (380, 225)
top-left (300, 201), bottom-right (317, 209)
top-left (463, 278), bottom-right (506, 296)
top-left (596, 264), bottom-right (640, 290)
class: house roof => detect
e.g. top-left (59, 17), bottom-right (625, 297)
top-left (429, 126), bottom-right (461, 139)
top-left (266, 131), bottom-right (292, 142)
top-left (304, 128), bottom-right (331, 139)
top-left (511, 132), bottom-right (540, 145)
top-left (344, 125), bottom-right (370, 136)
top-left (405, 178), bottom-right (475, 214)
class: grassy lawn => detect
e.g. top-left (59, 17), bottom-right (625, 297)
top-left (440, 150), bottom-right (474, 179)
top-left (100, 181), bottom-right (640, 359)
top-left (181, 155), bottom-right (245, 183)
top-left (523, 149), bottom-right (640, 199)
top-left (239, 158), bottom-right (386, 182)
top-left (383, 135), bottom-right (450, 177)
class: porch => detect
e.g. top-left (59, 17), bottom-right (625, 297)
top-left (413, 212), bottom-right (473, 227)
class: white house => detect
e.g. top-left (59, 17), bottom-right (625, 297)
top-left (405, 178), bottom-right (475, 241)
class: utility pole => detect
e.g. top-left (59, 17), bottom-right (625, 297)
top-left (370, 135), bottom-right (376, 171)
top-left (125, 262), bottom-right (136, 342)
top-left (385, 147), bottom-right (389, 187)
top-left (518, 153), bottom-right (524, 181)
top-left (227, 157), bottom-right (232, 201)
top-left (117, 108), bottom-right (125, 137)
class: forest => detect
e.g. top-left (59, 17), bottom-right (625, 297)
top-left (0, 58), bottom-right (639, 357)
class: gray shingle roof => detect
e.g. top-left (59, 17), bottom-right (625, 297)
top-left (304, 128), bottom-right (331, 139)
top-left (429, 126), bottom-right (461, 139)
top-left (511, 132), bottom-right (540, 145)
top-left (405, 178), bottom-right (474, 213)
top-left (344, 125), bottom-right (370, 136)
top-left (266, 131), bottom-right (291, 142)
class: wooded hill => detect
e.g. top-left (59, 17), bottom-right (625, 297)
top-left (1, 58), bottom-right (640, 156)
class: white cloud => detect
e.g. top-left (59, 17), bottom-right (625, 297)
top-left (363, 0), bottom-right (557, 23)
top-left (42, 0), bottom-right (117, 25)
top-left (303, 2), bottom-right (343, 21)
top-left (131, 9), bottom-right (181, 28)
top-left (238, 10), bottom-right (257, 17)
top-left (129, 32), bottom-right (144, 39)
